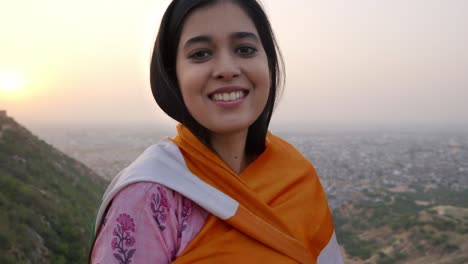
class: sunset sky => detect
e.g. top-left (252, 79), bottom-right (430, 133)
top-left (1, 0), bottom-right (467, 131)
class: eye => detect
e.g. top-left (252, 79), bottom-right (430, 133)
top-left (188, 50), bottom-right (212, 61)
top-left (236, 46), bottom-right (257, 57)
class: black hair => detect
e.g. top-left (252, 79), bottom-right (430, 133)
top-left (150, 0), bottom-right (284, 156)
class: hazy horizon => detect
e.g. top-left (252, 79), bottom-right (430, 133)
top-left (15, 114), bottom-right (468, 137)
top-left (1, 0), bottom-right (467, 132)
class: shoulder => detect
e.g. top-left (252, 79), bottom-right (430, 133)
top-left (98, 182), bottom-right (181, 243)
top-left (92, 182), bottom-right (208, 262)
top-left (93, 139), bottom-right (184, 227)
top-left (112, 181), bottom-right (163, 207)
top-left (267, 132), bottom-right (311, 164)
top-left (111, 182), bottom-right (208, 232)
top-left (267, 132), bottom-right (294, 148)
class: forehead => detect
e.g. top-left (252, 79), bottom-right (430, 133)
top-left (179, 2), bottom-right (258, 41)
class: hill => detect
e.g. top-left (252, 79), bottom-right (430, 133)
top-left (0, 112), bottom-right (107, 264)
top-left (334, 186), bottom-right (468, 264)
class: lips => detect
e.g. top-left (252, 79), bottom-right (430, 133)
top-left (208, 86), bottom-right (249, 102)
top-left (211, 91), bottom-right (246, 101)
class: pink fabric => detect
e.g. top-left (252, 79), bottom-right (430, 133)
top-left (91, 182), bottom-right (208, 264)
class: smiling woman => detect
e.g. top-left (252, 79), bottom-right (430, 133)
top-left (90, 1), bottom-right (343, 263)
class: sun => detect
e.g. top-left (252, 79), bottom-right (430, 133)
top-left (0, 71), bottom-right (25, 95)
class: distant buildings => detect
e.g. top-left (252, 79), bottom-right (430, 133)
top-left (284, 133), bottom-right (468, 209)
top-left (35, 127), bottom-right (468, 207)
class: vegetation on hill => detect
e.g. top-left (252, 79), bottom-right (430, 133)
top-left (334, 187), bottom-right (468, 264)
top-left (0, 115), bottom-right (107, 264)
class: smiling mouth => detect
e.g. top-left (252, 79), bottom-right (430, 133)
top-left (209, 90), bottom-right (248, 102)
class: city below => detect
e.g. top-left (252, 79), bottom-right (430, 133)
top-left (34, 125), bottom-right (468, 210)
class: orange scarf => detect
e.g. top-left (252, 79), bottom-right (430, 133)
top-left (171, 125), bottom-right (338, 263)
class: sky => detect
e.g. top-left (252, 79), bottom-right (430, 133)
top-left (1, 0), bottom-right (467, 132)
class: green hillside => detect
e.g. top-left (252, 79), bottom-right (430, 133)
top-left (334, 187), bottom-right (468, 263)
top-left (0, 113), bottom-right (107, 264)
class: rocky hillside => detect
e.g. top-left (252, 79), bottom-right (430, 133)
top-left (335, 186), bottom-right (468, 264)
top-left (0, 113), bottom-right (107, 264)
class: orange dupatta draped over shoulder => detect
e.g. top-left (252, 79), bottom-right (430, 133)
top-left (171, 125), bottom-right (337, 263)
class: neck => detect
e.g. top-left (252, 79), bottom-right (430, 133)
top-left (210, 130), bottom-right (249, 175)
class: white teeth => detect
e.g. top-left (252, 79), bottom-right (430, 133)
top-left (211, 91), bottom-right (245, 102)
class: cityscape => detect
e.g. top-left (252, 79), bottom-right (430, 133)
top-left (12, 122), bottom-right (468, 263)
top-left (35, 126), bottom-right (468, 210)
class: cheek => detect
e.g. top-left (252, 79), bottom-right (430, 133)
top-left (177, 64), bottom-right (203, 99)
top-left (251, 55), bottom-right (271, 88)
top-left (176, 64), bottom-right (211, 119)
top-left (252, 62), bottom-right (271, 97)
top-left (257, 65), bottom-right (272, 112)
top-left (176, 63), bottom-right (189, 95)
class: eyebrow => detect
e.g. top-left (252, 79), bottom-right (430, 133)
top-left (183, 31), bottom-right (260, 49)
top-left (231, 31), bottom-right (259, 41)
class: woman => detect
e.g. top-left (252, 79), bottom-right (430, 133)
top-left (90, 0), bottom-right (343, 263)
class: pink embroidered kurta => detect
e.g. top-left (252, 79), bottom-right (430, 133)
top-left (91, 182), bottom-right (208, 264)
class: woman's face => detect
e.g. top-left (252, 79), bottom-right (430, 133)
top-left (176, 1), bottom-right (270, 136)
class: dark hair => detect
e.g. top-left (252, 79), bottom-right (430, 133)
top-left (150, 0), bottom-right (284, 156)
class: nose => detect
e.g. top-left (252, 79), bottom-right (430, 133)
top-left (212, 52), bottom-right (240, 80)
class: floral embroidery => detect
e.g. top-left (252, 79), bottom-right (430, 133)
top-left (176, 197), bottom-right (193, 252)
top-left (151, 185), bottom-right (171, 230)
top-left (111, 213), bottom-right (136, 264)
top-left (180, 197), bottom-right (192, 236)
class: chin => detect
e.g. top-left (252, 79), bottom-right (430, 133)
top-left (207, 122), bottom-right (252, 136)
